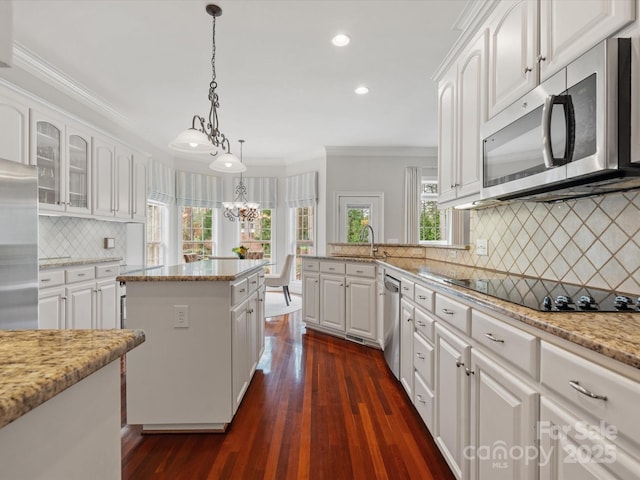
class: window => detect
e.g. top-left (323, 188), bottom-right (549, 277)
top-left (146, 202), bottom-right (166, 266)
top-left (420, 181), bottom-right (448, 243)
top-left (240, 209), bottom-right (272, 262)
top-left (182, 207), bottom-right (216, 257)
top-left (293, 206), bottom-right (315, 279)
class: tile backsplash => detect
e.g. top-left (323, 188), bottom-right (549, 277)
top-left (466, 190), bottom-right (640, 293)
top-left (39, 216), bottom-right (127, 260)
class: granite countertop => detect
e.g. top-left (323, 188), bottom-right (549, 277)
top-left (0, 329), bottom-right (145, 429)
top-left (119, 264), bottom-right (164, 275)
top-left (39, 257), bottom-right (122, 270)
top-left (302, 254), bottom-right (378, 263)
top-left (117, 258), bottom-right (268, 282)
top-left (380, 257), bottom-right (640, 370)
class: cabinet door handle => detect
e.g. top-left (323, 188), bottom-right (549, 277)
top-left (465, 368), bottom-right (475, 376)
top-left (536, 54), bottom-right (547, 63)
top-left (485, 333), bottom-right (504, 343)
top-left (441, 308), bottom-right (455, 315)
top-left (568, 380), bottom-right (607, 401)
top-left (415, 352), bottom-right (425, 360)
top-left (402, 286), bottom-right (410, 291)
top-left (523, 66), bottom-right (532, 74)
top-left (239, 288), bottom-right (246, 292)
top-left (62, 296), bottom-right (67, 301)
top-left (416, 394), bottom-right (426, 404)
top-left (407, 317), bottom-right (412, 323)
top-left (456, 360), bottom-right (464, 368)
top-left (416, 320), bottom-right (426, 327)
top-left (250, 281), bottom-right (257, 284)
top-left (378, 292), bottom-right (384, 296)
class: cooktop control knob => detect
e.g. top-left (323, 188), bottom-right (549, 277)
top-left (555, 295), bottom-right (574, 310)
top-left (614, 295), bottom-right (633, 310)
top-left (577, 295), bottom-right (597, 310)
top-left (543, 296), bottom-right (552, 311)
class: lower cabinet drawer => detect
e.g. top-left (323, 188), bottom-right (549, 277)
top-left (413, 332), bottom-right (434, 389)
top-left (247, 273), bottom-right (260, 291)
top-left (96, 264), bottom-right (119, 278)
top-left (541, 341), bottom-right (640, 447)
top-left (302, 260), bottom-right (319, 273)
top-left (320, 262), bottom-right (345, 275)
top-left (471, 310), bottom-right (538, 378)
top-left (231, 279), bottom-right (249, 306)
top-left (435, 293), bottom-right (470, 334)
top-left (345, 263), bottom-right (376, 278)
top-left (414, 283), bottom-right (434, 312)
top-left (39, 269), bottom-right (65, 288)
top-left (414, 308), bottom-right (435, 343)
top-left (65, 267), bottom-right (95, 284)
top-left (414, 373), bottom-right (434, 433)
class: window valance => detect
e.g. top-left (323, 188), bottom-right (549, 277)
top-left (148, 159), bottom-right (174, 204)
top-left (285, 171), bottom-right (318, 208)
top-left (232, 177), bottom-right (278, 209)
top-left (175, 171), bottom-right (222, 208)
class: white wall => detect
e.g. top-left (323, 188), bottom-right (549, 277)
top-left (324, 147), bottom-right (437, 243)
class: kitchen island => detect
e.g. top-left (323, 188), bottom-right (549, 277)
top-left (0, 329), bottom-right (145, 480)
top-left (118, 258), bottom-right (267, 433)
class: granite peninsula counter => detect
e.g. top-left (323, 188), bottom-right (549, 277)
top-left (119, 258), bottom-right (267, 433)
top-left (0, 329), bottom-right (145, 480)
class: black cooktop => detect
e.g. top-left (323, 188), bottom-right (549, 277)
top-left (444, 275), bottom-right (640, 312)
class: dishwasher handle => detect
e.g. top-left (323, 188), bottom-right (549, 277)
top-left (384, 275), bottom-right (400, 293)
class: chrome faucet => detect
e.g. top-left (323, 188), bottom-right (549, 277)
top-left (359, 225), bottom-right (378, 257)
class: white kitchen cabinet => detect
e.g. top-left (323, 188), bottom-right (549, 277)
top-left (376, 272), bottom-right (385, 348)
top-left (38, 286), bottom-right (66, 329)
top-left (65, 125), bottom-right (92, 215)
top-left (487, 0), bottom-right (538, 118)
top-left (539, 0), bottom-right (635, 81)
top-left (0, 90), bottom-right (29, 165)
top-left (115, 146), bottom-right (133, 219)
top-left (438, 30), bottom-right (487, 206)
top-left (66, 281), bottom-right (95, 329)
top-left (92, 136), bottom-right (116, 218)
top-left (345, 276), bottom-right (376, 340)
top-left (539, 397), bottom-right (640, 480)
top-left (400, 299), bottom-right (414, 398)
top-left (96, 278), bottom-right (118, 329)
top-left (435, 323), bottom-right (471, 480)
top-left (232, 295), bottom-right (251, 413)
top-left (302, 272), bottom-right (320, 325)
top-left (131, 155), bottom-right (148, 222)
top-left (469, 348), bottom-right (539, 480)
top-left (320, 274), bottom-right (346, 331)
top-left (487, 0), bottom-right (635, 118)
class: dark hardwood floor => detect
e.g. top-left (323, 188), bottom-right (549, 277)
top-left (122, 310), bottom-right (455, 479)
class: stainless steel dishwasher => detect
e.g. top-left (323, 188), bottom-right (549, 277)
top-left (383, 274), bottom-right (401, 379)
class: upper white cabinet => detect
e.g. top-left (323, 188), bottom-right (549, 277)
top-left (487, 0), bottom-right (538, 118)
top-left (487, 0), bottom-right (635, 118)
top-left (92, 136), bottom-right (116, 218)
top-left (132, 155), bottom-right (148, 222)
top-left (32, 111), bottom-right (92, 215)
top-left (438, 31), bottom-right (487, 206)
top-left (539, 0), bottom-right (636, 81)
top-left (115, 146), bottom-right (133, 220)
top-left (0, 91), bottom-right (29, 165)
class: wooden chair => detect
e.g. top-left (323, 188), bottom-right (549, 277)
top-left (264, 254), bottom-right (294, 306)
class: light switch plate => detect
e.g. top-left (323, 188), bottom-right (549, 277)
top-left (476, 238), bottom-right (488, 256)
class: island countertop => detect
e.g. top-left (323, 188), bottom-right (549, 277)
top-left (117, 258), bottom-right (267, 282)
top-left (0, 329), bottom-right (145, 429)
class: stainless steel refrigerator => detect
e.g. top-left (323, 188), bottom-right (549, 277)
top-left (0, 157), bottom-right (38, 329)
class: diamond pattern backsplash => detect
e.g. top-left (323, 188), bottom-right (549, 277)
top-left (466, 190), bottom-right (640, 293)
top-left (39, 216), bottom-right (127, 260)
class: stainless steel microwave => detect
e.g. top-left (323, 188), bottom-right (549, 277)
top-left (481, 38), bottom-right (640, 203)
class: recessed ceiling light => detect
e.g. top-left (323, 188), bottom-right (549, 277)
top-left (332, 33), bottom-right (351, 47)
top-left (354, 86), bottom-right (369, 95)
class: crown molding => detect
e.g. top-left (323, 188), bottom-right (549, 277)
top-left (12, 41), bottom-right (132, 128)
top-left (324, 146), bottom-right (437, 158)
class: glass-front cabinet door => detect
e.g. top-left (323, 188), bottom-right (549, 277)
top-left (35, 118), bottom-right (63, 210)
top-left (66, 127), bottom-right (91, 214)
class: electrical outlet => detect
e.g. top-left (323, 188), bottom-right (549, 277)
top-left (476, 238), bottom-right (488, 256)
top-left (334, 245), bottom-right (342, 252)
top-left (174, 305), bottom-right (189, 328)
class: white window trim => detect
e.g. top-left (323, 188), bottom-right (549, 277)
top-left (419, 178), bottom-right (448, 245)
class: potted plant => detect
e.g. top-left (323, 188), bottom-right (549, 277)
top-left (232, 245), bottom-right (248, 259)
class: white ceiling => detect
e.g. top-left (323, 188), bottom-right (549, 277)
top-left (10, 0), bottom-right (468, 164)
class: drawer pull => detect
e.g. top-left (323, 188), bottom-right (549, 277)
top-left (417, 295), bottom-right (427, 300)
top-left (105, 269), bottom-right (113, 273)
top-left (329, 267), bottom-right (335, 271)
top-left (441, 308), bottom-right (455, 315)
top-left (416, 320), bottom-right (426, 327)
top-left (402, 286), bottom-right (410, 291)
top-left (41, 278), bottom-right (51, 282)
top-left (416, 394), bottom-right (426, 404)
top-left (239, 288), bottom-right (246, 293)
top-left (77, 273), bottom-right (86, 277)
top-left (485, 333), bottom-right (505, 343)
top-left (356, 270), bottom-right (363, 273)
top-left (250, 281), bottom-right (257, 284)
top-left (415, 352), bottom-right (425, 360)
top-left (568, 381), bottom-right (608, 401)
